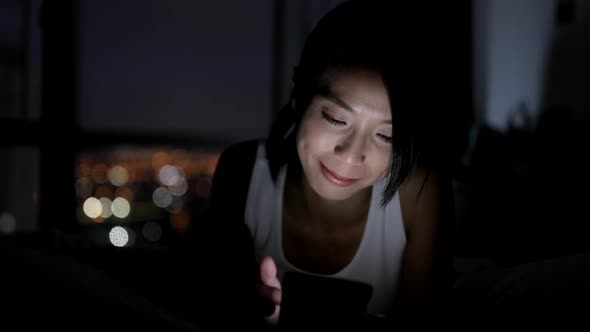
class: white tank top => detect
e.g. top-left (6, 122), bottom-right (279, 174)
top-left (244, 141), bottom-right (406, 315)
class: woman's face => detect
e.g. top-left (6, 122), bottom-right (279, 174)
top-left (296, 67), bottom-right (392, 201)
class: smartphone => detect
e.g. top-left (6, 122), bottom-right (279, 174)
top-left (277, 271), bottom-right (373, 331)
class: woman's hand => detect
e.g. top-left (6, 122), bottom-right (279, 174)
top-left (258, 256), bottom-right (282, 327)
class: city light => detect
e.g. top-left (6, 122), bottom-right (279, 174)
top-left (77, 149), bottom-right (221, 226)
top-left (166, 196), bottom-right (184, 214)
top-left (169, 176), bottom-right (188, 196)
top-left (151, 151), bottom-right (170, 171)
top-left (111, 197), bottom-right (130, 218)
top-left (152, 187), bottom-right (172, 208)
top-left (95, 185), bottom-right (113, 199)
top-left (91, 163), bottom-right (108, 184)
top-left (115, 186), bottom-right (134, 202)
top-left (99, 197), bottom-right (113, 218)
top-left (170, 209), bottom-right (190, 232)
top-left (107, 165), bottom-right (129, 187)
top-left (0, 212), bottom-right (16, 234)
top-left (75, 177), bottom-right (93, 198)
top-left (109, 226), bottom-right (129, 247)
top-left (83, 197), bottom-right (102, 219)
top-left (158, 165), bottom-right (181, 186)
top-left (142, 221), bottom-right (162, 242)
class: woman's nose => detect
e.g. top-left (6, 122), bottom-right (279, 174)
top-left (334, 133), bottom-right (367, 165)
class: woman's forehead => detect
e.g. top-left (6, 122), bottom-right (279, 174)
top-left (318, 68), bottom-right (391, 117)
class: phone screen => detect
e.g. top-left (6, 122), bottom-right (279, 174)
top-left (277, 271), bottom-right (373, 331)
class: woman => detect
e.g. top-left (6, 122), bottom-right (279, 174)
top-left (196, 1), bottom-right (454, 330)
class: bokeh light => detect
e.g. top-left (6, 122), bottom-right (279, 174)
top-left (76, 162), bottom-right (92, 178)
top-left (75, 177), bottom-right (93, 198)
top-left (109, 226), bottom-right (129, 247)
top-left (171, 149), bottom-right (188, 162)
top-left (169, 177), bottom-right (188, 196)
top-left (99, 197), bottom-right (113, 218)
top-left (152, 151), bottom-right (171, 171)
top-left (91, 163), bottom-right (109, 184)
top-left (0, 212), bottom-right (17, 234)
top-left (170, 209), bottom-right (190, 233)
top-left (152, 187), bottom-right (172, 208)
top-left (78, 149), bottom-right (222, 227)
top-left (111, 197), bottom-right (130, 218)
top-left (83, 197), bottom-right (102, 219)
top-left (158, 165), bottom-right (181, 186)
top-left (107, 165), bottom-right (129, 187)
top-left (166, 196), bottom-right (184, 214)
top-left (95, 185), bottom-right (113, 199)
top-left (115, 186), bottom-right (134, 202)
top-left (142, 221), bottom-right (162, 242)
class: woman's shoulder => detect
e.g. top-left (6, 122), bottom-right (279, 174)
top-left (208, 139), bottom-right (264, 218)
top-left (214, 139), bottom-right (263, 182)
top-left (398, 159), bottom-right (454, 236)
top-left (399, 159), bottom-right (451, 204)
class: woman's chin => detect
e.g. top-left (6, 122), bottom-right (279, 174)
top-left (309, 181), bottom-right (361, 201)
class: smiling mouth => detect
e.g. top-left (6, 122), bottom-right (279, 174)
top-left (320, 163), bottom-right (358, 186)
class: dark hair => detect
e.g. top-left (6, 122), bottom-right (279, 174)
top-left (266, 0), bottom-right (420, 207)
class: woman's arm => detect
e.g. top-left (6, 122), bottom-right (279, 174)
top-left (187, 140), bottom-right (264, 328)
top-left (397, 163), bottom-right (455, 329)
top-left (194, 140), bottom-right (259, 267)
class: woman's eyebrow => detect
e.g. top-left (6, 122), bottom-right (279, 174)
top-left (317, 85), bottom-right (356, 114)
top-left (317, 85), bottom-right (392, 124)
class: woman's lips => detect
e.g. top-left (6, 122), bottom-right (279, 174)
top-left (320, 163), bottom-right (358, 187)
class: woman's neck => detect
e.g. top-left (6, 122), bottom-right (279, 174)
top-left (285, 166), bottom-right (372, 228)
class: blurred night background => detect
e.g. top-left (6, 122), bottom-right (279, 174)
top-left (0, 0), bottom-right (588, 330)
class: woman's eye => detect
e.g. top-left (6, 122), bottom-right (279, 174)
top-left (321, 111), bottom-right (346, 126)
top-left (377, 133), bottom-right (392, 143)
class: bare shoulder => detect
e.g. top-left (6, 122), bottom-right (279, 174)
top-left (400, 162), bottom-right (449, 200)
top-left (396, 161), bottom-right (455, 326)
top-left (398, 160), bottom-right (454, 237)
